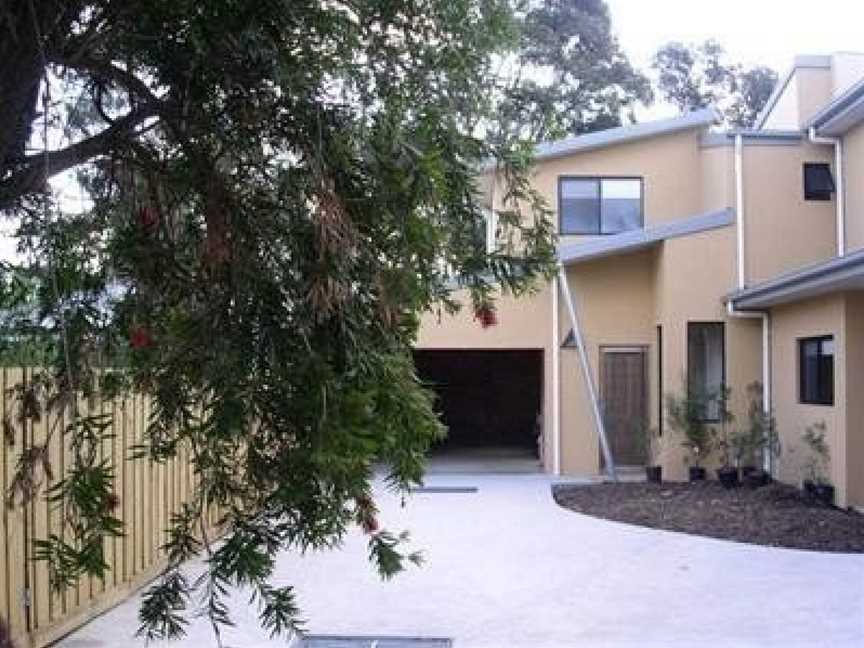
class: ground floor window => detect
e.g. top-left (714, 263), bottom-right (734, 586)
top-left (687, 322), bottom-right (725, 420)
top-left (799, 336), bottom-right (834, 405)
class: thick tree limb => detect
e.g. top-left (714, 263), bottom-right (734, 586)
top-left (0, 105), bottom-right (158, 210)
top-left (50, 54), bottom-right (165, 108)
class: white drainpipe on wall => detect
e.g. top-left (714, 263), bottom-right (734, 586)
top-left (734, 134), bottom-right (746, 290)
top-left (808, 127), bottom-right (846, 256)
top-left (729, 132), bottom-right (773, 473)
top-left (726, 303), bottom-right (773, 473)
top-left (551, 275), bottom-right (561, 476)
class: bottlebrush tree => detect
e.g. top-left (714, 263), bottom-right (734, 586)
top-left (0, 0), bottom-right (556, 643)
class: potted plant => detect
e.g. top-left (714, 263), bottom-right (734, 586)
top-left (734, 382), bottom-right (777, 488)
top-left (801, 421), bottom-right (834, 506)
top-left (711, 385), bottom-right (739, 489)
top-left (665, 386), bottom-right (713, 481)
top-left (642, 426), bottom-right (663, 483)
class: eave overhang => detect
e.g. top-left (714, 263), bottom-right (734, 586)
top-left (728, 249), bottom-right (864, 310)
top-left (807, 76), bottom-right (864, 137)
top-left (558, 208), bottom-right (735, 266)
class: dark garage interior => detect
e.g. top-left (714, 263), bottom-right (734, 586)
top-left (413, 350), bottom-right (543, 456)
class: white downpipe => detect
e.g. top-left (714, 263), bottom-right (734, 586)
top-left (726, 302), bottom-right (773, 473)
top-left (551, 276), bottom-right (561, 475)
top-left (809, 127), bottom-right (845, 256)
top-left (734, 133), bottom-right (746, 289)
top-left (730, 140), bottom-right (774, 473)
top-left (557, 267), bottom-right (617, 481)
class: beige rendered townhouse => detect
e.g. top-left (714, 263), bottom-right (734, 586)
top-left (416, 53), bottom-right (864, 510)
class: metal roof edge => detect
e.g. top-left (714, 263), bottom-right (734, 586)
top-left (806, 76), bottom-right (864, 135)
top-left (558, 208), bottom-right (734, 266)
top-left (533, 108), bottom-right (720, 163)
top-left (700, 130), bottom-right (803, 148)
top-left (729, 248), bottom-right (864, 308)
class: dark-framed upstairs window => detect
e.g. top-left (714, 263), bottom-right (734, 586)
top-left (559, 176), bottom-right (643, 235)
top-left (803, 163), bottom-right (835, 201)
top-left (799, 336), bottom-right (834, 405)
top-left (687, 322), bottom-right (725, 422)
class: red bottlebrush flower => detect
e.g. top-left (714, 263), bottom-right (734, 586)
top-left (105, 492), bottom-right (120, 511)
top-left (355, 494), bottom-right (379, 534)
top-left (361, 516), bottom-right (379, 534)
top-left (473, 304), bottom-right (497, 329)
top-left (129, 326), bottom-right (153, 349)
top-left (136, 206), bottom-right (159, 230)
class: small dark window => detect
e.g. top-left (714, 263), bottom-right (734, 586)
top-left (687, 322), bottom-right (725, 421)
top-left (803, 163), bottom-right (835, 201)
top-left (799, 336), bottom-right (834, 405)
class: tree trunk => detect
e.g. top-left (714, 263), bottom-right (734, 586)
top-left (0, 1), bottom-right (43, 171)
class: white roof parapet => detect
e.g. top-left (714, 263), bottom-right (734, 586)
top-left (754, 55), bottom-right (833, 130)
top-left (557, 208), bottom-right (735, 266)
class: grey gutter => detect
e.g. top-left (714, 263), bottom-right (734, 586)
top-left (806, 76), bottom-right (864, 136)
top-left (728, 248), bottom-right (864, 309)
top-left (755, 55), bottom-right (832, 129)
top-left (558, 208), bottom-right (734, 266)
top-left (532, 108), bottom-right (720, 163)
top-left (700, 130), bottom-right (802, 148)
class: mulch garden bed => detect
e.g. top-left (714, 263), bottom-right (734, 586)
top-left (553, 480), bottom-right (864, 553)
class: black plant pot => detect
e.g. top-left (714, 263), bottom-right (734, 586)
top-left (741, 465), bottom-right (758, 478)
top-left (688, 466), bottom-right (706, 482)
top-left (743, 469), bottom-right (771, 488)
top-left (803, 479), bottom-right (817, 498)
top-left (717, 466), bottom-right (740, 489)
top-left (813, 483), bottom-right (835, 507)
top-left (645, 465), bottom-right (662, 483)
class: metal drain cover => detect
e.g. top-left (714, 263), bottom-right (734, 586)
top-left (410, 486), bottom-right (478, 494)
top-left (301, 636), bottom-right (452, 647)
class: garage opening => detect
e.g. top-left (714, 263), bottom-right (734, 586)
top-left (413, 350), bottom-right (543, 473)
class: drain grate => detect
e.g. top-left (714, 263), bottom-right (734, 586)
top-left (301, 635), bottom-right (452, 647)
top-left (409, 486), bottom-right (478, 494)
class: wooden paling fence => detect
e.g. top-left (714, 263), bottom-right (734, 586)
top-left (1, 367), bottom-right (202, 647)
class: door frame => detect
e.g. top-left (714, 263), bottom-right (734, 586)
top-left (598, 345), bottom-right (650, 467)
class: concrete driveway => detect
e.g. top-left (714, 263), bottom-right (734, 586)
top-left (61, 472), bottom-right (864, 647)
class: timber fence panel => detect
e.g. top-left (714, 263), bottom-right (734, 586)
top-left (0, 367), bottom-right (203, 647)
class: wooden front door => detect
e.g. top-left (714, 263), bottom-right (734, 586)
top-left (600, 348), bottom-right (648, 466)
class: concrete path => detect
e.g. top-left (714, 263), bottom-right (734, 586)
top-left (61, 473), bottom-right (864, 648)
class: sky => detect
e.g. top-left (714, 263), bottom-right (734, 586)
top-left (607, 0), bottom-right (864, 117)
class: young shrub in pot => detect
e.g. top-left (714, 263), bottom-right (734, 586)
top-left (712, 385), bottom-right (740, 489)
top-left (642, 426), bottom-right (664, 483)
top-left (801, 422), bottom-right (834, 506)
top-left (664, 386), bottom-right (713, 482)
top-left (735, 382), bottom-right (778, 488)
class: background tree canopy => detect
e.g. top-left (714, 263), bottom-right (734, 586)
top-left (499, 0), bottom-right (653, 141)
top-left (652, 39), bottom-right (778, 128)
